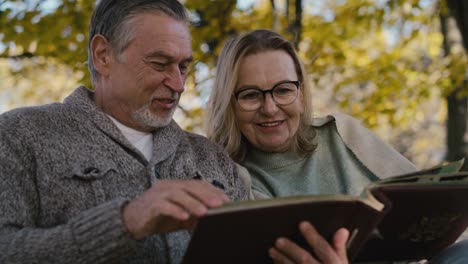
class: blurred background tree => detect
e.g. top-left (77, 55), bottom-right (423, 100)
top-left (0, 0), bottom-right (466, 169)
top-left (441, 0), bottom-right (467, 170)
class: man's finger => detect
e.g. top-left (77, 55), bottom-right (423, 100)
top-left (182, 180), bottom-right (230, 207)
top-left (163, 188), bottom-right (211, 217)
top-left (153, 198), bottom-right (192, 220)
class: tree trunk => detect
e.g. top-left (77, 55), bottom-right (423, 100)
top-left (443, 0), bottom-right (468, 171)
top-left (270, 0), bottom-right (280, 31)
top-left (285, 0), bottom-right (302, 48)
top-left (293, 0), bottom-right (302, 48)
top-left (446, 0), bottom-right (468, 49)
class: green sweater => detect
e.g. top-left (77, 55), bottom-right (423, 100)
top-left (241, 114), bottom-right (417, 198)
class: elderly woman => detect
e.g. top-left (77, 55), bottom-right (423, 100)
top-left (206, 29), bottom-right (416, 199)
top-left (205, 29), bottom-right (466, 264)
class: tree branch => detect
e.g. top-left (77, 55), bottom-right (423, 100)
top-left (0, 52), bottom-right (35, 59)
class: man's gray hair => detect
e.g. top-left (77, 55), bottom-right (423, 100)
top-left (87, 0), bottom-right (189, 84)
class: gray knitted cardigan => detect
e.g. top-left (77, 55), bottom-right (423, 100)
top-left (0, 86), bottom-right (248, 264)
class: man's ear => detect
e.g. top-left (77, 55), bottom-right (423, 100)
top-left (90, 34), bottom-right (112, 77)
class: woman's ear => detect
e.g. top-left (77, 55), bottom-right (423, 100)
top-left (90, 34), bottom-right (112, 77)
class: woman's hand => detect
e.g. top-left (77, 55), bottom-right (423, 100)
top-left (269, 221), bottom-right (349, 264)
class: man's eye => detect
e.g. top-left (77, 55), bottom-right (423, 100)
top-left (150, 62), bottom-right (166, 70)
top-left (179, 63), bottom-right (189, 74)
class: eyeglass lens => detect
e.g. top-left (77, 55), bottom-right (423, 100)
top-left (236, 81), bottom-right (299, 110)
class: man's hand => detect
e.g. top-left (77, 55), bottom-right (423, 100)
top-left (122, 179), bottom-right (230, 240)
top-left (269, 221), bottom-right (349, 264)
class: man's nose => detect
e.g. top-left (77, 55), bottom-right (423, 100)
top-left (163, 66), bottom-right (185, 93)
top-left (260, 93), bottom-right (279, 115)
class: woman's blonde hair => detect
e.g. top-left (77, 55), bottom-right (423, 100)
top-left (205, 29), bottom-right (315, 162)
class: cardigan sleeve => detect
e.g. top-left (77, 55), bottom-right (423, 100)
top-left (0, 116), bottom-right (136, 264)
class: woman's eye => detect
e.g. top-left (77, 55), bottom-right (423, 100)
top-left (275, 87), bottom-right (293, 95)
top-left (274, 84), bottom-right (296, 95)
top-left (239, 90), bottom-right (260, 100)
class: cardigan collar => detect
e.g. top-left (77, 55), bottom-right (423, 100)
top-left (63, 86), bottom-right (183, 165)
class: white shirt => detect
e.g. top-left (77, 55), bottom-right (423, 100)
top-left (107, 115), bottom-right (153, 161)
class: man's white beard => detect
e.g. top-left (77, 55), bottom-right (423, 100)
top-left (131, 102), bottom-right (175, 130)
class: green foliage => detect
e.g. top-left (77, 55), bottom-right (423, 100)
top-left (0, 0), bottom-right (466, 131)
top-left (295, 0), bottom-right (466, 128)
top-left (185, 0), bottom-right (237, 66)
top-left (1, 0), bottom-right (92, 74)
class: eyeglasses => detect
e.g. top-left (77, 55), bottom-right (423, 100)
top-left (232, 80), bottom-right (300, 111)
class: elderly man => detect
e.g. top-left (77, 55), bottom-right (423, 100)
top-left (0, 0), bottom-right (247, 263)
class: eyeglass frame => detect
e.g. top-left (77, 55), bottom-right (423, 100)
top-left (232, 80), bottom-right (301, 111)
